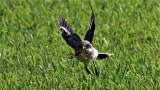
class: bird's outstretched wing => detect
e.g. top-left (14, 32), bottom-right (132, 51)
top-left (57, 16), bottom-right (81, 50)
top-left (84, 9), bottom-right (95, 43)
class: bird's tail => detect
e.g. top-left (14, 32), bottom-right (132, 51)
top-left (97, 53), bottom-right (113, 60)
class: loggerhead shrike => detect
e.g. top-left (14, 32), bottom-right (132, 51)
top-left (56, 8), bottom-right (113, 76)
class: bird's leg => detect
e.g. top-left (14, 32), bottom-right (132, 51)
top-left (93, 61), bottom-right (99, 76)
top-left (84, 64), bottom-right (91, 75)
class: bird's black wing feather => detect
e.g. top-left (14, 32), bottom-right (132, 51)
top-left (84, 7), bottom-right (95, 43)
top-left (57, 16), bottom-right (81, 50)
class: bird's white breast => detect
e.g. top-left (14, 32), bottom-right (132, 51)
top-left (76, 47), bottom-right (98, 63)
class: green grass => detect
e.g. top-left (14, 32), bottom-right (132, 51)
top-left (0, 0), bottom-right (160, 89)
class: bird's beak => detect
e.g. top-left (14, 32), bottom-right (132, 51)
top-left (82, 46), bottom-right (86, 50)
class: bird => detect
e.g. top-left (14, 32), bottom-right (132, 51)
top-left (56, 6), bottom-right (113, 76)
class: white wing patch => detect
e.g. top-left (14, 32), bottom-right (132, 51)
top-left (89, 19), bottom-right (94, 29)
top-left (59, 26), bottom-right (71, 35)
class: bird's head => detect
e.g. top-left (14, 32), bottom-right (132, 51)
top-left (77, 40), bottom-right (92, 52)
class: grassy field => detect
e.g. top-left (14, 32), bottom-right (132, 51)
top-left (0, 0), bottom-right (160, 89)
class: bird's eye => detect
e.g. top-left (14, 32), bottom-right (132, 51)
top-left (85, 44), bottom-right (90, 48)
